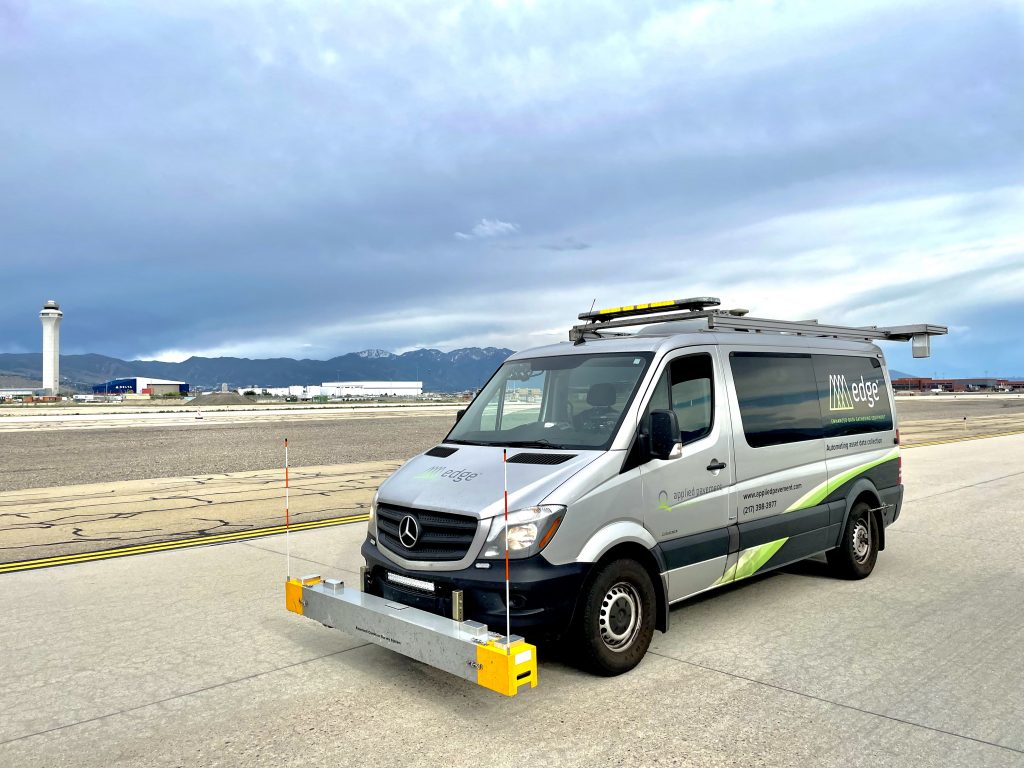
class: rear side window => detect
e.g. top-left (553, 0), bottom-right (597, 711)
top-left (730, 352), bottom-right (824, 448)
top-left (813, 355), bottom-right (893, 437)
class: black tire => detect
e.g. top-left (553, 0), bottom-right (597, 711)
top-left (827, 501), bottom-right (879, 579)
top-left (572, 558), bottom-right (656, 676)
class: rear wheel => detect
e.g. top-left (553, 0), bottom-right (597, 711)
top-left (572, 558), bottom-right (656, 676)
top-left (827, 501), bottom-right (879, 579)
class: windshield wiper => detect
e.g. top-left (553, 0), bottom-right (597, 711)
top-left (503, 439), bottom-right (567, 449)
top-left (445, 438), bottom-right (484, 446)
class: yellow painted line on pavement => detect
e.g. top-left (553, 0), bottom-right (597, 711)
top-left (5, 429), bottom-right (1022, 575)
top-left (902, 428), bottom-right (1024, 449)
top-left (0, 513), bottom-right (370, 575)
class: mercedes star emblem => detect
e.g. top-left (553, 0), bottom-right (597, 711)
top-left (398, 515), bottom-right (420, 549)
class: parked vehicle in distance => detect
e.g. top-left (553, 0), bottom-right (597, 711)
top-left (362, 298), bottom-right (947, 674)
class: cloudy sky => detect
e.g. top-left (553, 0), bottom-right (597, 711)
top-left (2, 0), bottom-right (1022, 375)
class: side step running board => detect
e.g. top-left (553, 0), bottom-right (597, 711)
top-left (285, 575), bottom-right (538, 697)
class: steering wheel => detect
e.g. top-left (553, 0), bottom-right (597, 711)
top-left (545, 420), bottom-right (575, 431)
top-left (580, 408), bottom-right (619, 432)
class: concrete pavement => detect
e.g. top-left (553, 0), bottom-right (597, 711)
top-left (1, 436), bottom-right (1023, 766)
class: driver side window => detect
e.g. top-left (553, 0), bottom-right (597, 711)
top-left (646, 353), bottom-right (714, 446)
top-left (500, 372), bottom-right (545, 428)
top-left (478, 370), bottom-right (547, 432)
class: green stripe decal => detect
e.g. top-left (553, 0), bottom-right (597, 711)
top-left (716, 538), bottom-right (788, 585)
top-left (785, 448), bottom-right (900, 513)
top-left (714, 448), bottom-right (901, 587)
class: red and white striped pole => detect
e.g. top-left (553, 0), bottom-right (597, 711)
top-left (285, 438), bottom-right (291, 577)
top-left (503, 448), bottom-right (510, 654)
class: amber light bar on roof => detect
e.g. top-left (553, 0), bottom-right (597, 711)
top-left (577, 296), bottom-right (721, 322)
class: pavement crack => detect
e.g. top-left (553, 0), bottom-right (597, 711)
top-left (0, 644), bottom-right (371, 748)
top-left (887, 528), bottom-right (1008, 545)
top-left (646, 650), bottom-right (1024, 756)
top-left (905, 468), bottom-right (1024, 505)
top-left (238, 541), bottom-right (357, 573)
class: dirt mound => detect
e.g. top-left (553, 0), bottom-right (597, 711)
top-left (189, 392), bottom-right (252, 406)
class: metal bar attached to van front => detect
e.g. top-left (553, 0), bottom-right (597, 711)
top-left (284, 575), bottom-right (538, 697)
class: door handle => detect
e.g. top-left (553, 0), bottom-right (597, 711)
top-left (706, 460), bottom-right (727, 472)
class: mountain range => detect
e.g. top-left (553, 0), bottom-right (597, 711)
top-left (0, 353), bottom-right (990, 395)
top-left (0, 348), bottom-right (514, 393)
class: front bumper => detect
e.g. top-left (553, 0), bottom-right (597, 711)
top-left (361, 539), bottom-right (589, 641)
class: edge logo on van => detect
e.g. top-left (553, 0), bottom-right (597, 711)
top-left (829, 374), bottom-right (880, 411)
top-left (414, 465), bottom-right (479, 483)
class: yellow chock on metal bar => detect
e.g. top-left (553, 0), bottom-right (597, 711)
top-left (285, 578), bottom-right (305, 615)
top-left (476, 638), bottom-right (538, 697)
top-left (285, 575), bottom-right (320, 615)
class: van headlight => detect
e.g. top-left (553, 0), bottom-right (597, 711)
top-left (482, 505), bottom-right (565, 560)
top-left (367, 491), bottom-right (379, 538)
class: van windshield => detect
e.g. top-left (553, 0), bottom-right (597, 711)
top-left (446, 352), bottom-right (654, 450)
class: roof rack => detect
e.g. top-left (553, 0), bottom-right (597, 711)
top-left (569, 297), bottom-right (948, 357)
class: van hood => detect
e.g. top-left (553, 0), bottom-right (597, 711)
top-left (377, 444), bottom-right (603, 520)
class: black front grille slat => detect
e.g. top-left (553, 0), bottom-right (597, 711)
top-left (506, 452), bottom-right (577, 465)
top-left (377, 508), bottom-right (405, 524)
top-left (416, 513), bottom-right (477, 530)
top-left (418, 532), bottom-right (475, 545)
top-left (376, 504), bottom-right (478, 561)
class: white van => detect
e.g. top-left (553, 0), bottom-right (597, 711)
top-left (362, 299), bottom-right (946, 675)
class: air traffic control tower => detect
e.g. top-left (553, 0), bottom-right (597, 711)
top-left (39, 300), bottom-right (62, 395)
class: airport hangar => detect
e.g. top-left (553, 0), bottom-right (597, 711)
top-left (92, 377), bottom-right (189, 396)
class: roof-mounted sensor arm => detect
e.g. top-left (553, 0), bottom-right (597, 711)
top-left (568, 297), bottom-right (947, 357)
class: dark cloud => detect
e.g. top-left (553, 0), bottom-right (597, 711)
top-left (0, 1), bottom-right (1021, 374)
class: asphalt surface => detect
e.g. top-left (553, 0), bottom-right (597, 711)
top-left (1, 435), bottom-right (1022, 767)
top-left (5, 397), bottom-right (1024, 493)
top-left (0, 413), bottom-right (454, 491)
top-left (894, 396), bottom-right (1024, 444)
top-left (895, 393), bottom-right (1024, 422)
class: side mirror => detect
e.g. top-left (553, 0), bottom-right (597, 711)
top-left (649, 410), bottom-right (682, 460)
top-left (455, 408), bottom-right (466, 423)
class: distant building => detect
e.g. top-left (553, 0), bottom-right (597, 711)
top-left (92, 377), bottom-right (190, 396)
top-left (321, 381), bottom-right (423, 398)
top-left (249, 381), bottom-right (423, 400)
top-left (892, 377), bottom-right (1023, 393)
top-left (0, 388), bottom-right (35, 401)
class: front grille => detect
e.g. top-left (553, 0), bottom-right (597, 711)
top-left (377, 503), bottom-right (479, 561)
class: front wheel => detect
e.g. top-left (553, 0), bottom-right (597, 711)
top-left (827, 501), bottom-right (879, 579)
top-left (572, 558), bottom-right (656, 676)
